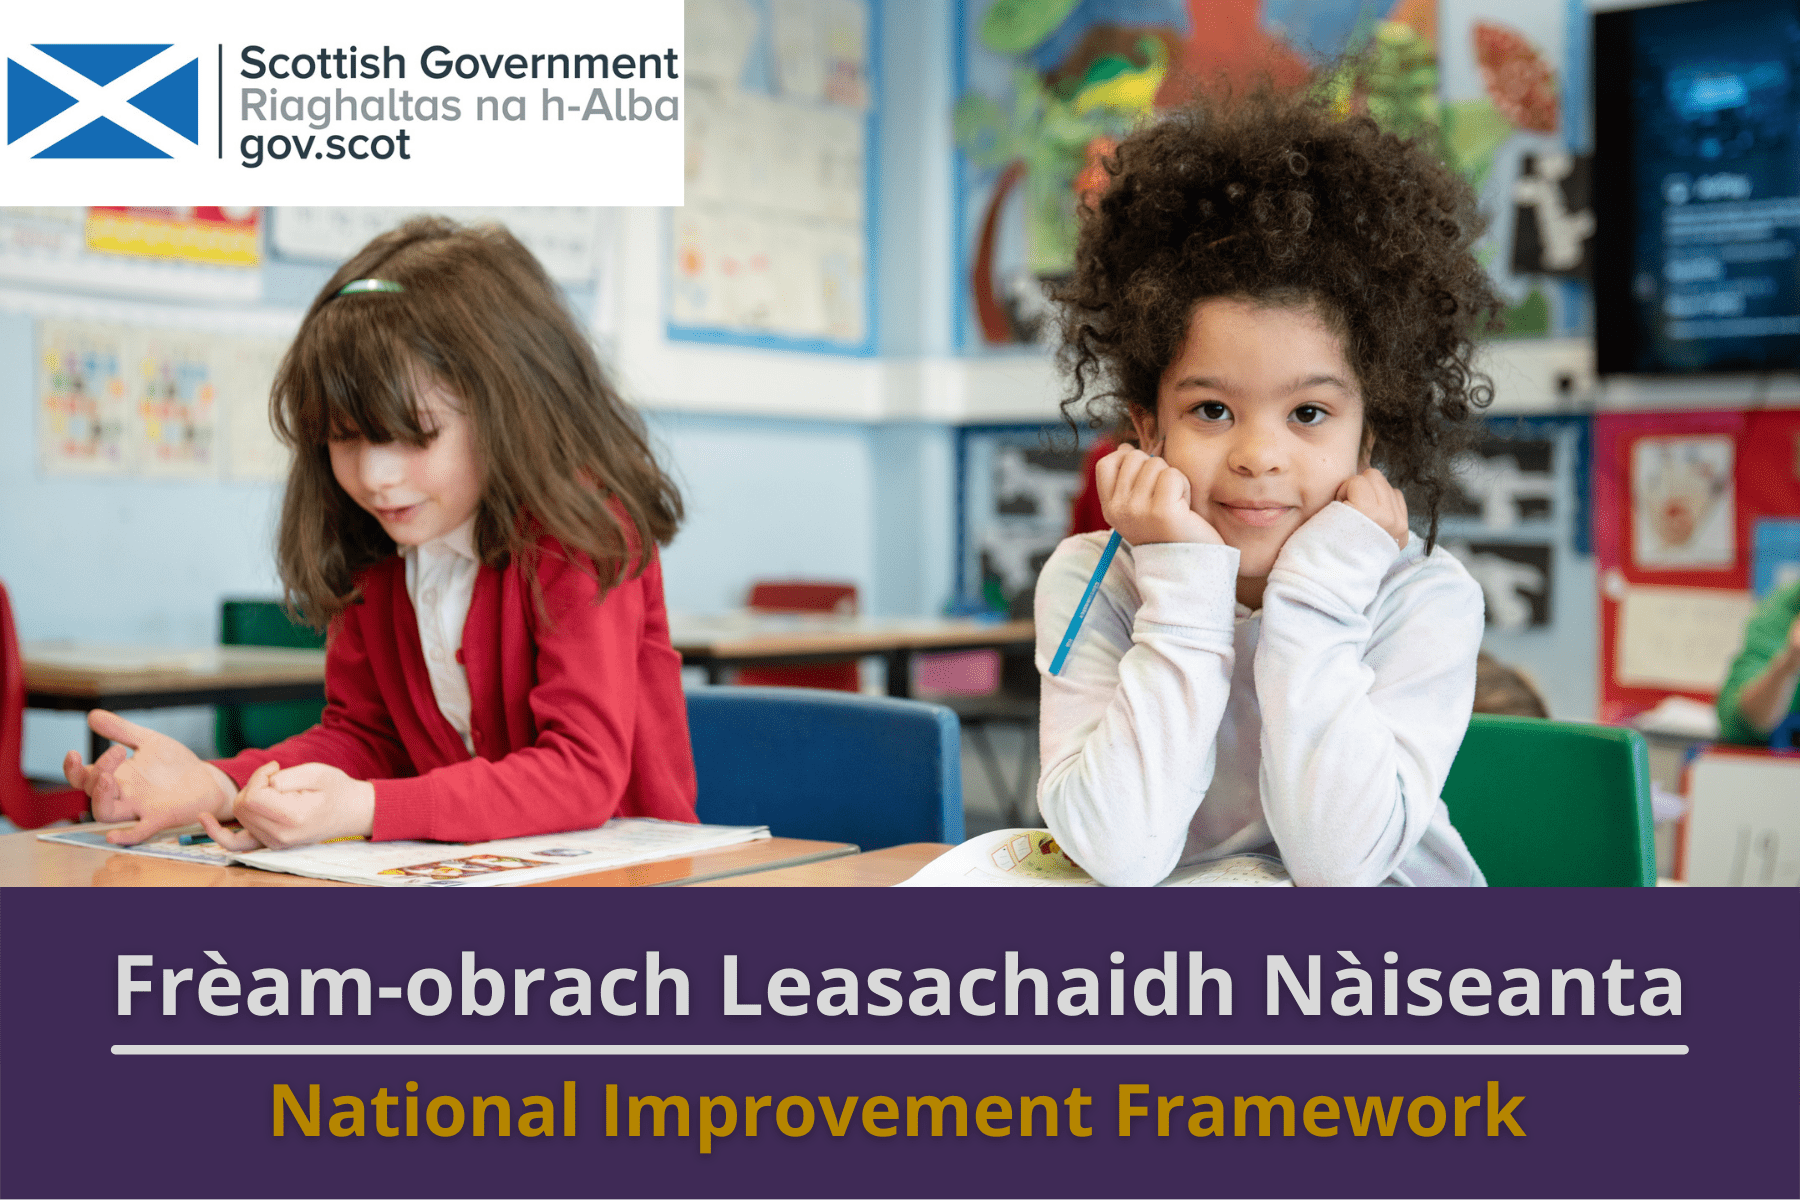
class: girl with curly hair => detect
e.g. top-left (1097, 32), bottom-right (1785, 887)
top-left (1037, 89), bottom-right (1500, 886)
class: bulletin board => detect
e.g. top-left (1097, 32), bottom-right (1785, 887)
top-left (954, 423), bottom-right (1090, 618)
top-left (1592, 409), bottom-right (1800, 722)
top-left (669, 0), bottom-right (879, 356)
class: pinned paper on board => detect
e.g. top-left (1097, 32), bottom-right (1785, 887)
top-left (36, 320), bottom-right (290, 481)
top-left (1446, 437), bottom-right (1555, 529)
top-left (671, 0), bottom-right (871, 351)
top-left (1615, 585), bottom-right (1753, 692)
top-left (1446, 540), bottom-right (1553, 632)
top-left (133, 332), bottom-right (220, 478)
top-left (1631, 435), bottom-right (1735, 569)
top-left (38, 321), bottom-right (131, 474)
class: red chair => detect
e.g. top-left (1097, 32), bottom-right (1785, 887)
top-left (1, 581), bottom-right (88, 828)
top-left (736, 581), bottom-right (861, 692)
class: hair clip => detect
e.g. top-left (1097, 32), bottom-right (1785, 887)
top-left (334, 278), bottom-right (405, 297)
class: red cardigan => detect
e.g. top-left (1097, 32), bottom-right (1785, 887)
top-left (215, 542), bottom-right (698, 841)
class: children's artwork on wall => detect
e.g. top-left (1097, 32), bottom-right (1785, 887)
top-left (1445, 539), bottom-right (1553, 631)
top-left (132, 333), bottom-right (220, 478)
top-left (953, 0), bottom-right (1591, 349)
top-left (1435, 413), bottom-right (1594, 720)
top-left (1630, 434), bottom-right (1735, 570)
top-left (37, 321), bottom-right (130, 474)
top-left (35, 320), bottom-right (292, 482)
top-left (669, 0), bottom-right (876, 355)
top-left (956, 425), bottom-right (1086, 617)
top-left (1613, 584), bottom-right (1754, 692)
top-left (1445, 435), bottom-right (1555, 528)
top-left (1592, 409), bottom-right (1800, 722)
top-left (1751, 518), bottom-right (1800, 599)
top-left (1, 208), bottom-right (261, 301)
top-left (85, 208), bottom-right (260, 268)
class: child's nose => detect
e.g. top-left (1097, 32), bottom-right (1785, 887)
top-left (1227, 422), bottom-right (1286, 475)
top-left (358, 442), bottom-right (408, 491)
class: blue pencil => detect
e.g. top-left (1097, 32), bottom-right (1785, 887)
top-left (1048, 529), bottom-right (1122, 676)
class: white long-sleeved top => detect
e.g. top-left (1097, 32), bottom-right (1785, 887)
top-left (1035, 501), bottom-right (1487, 888)
top-left (401, 516), bottom-right (479, 756)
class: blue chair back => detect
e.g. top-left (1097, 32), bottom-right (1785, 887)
top-left (685, 687), bottom-right (964, 849)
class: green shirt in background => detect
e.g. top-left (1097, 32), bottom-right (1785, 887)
top-left (1717, 580), bottom-right (1800, 744)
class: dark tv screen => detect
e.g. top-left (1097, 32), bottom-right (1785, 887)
top-left (1594, 0), bottom-right (1800, 374)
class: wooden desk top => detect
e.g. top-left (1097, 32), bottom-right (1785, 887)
top-left (23, 642), bottom-right (327, 699)
top-left (669, 616), bottom-right (1034, 660)
top-left (688, 842), bottom-right (952, 887)
top-left (0, 830), bottom-right (857, 888)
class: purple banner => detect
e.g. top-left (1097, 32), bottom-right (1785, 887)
top-left (2, 888), bottom-right (1794, 1199)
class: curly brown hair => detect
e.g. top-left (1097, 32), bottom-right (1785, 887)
top-left (1055, 88), bottom-right (1501, 549)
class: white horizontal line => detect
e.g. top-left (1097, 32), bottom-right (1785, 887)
top-left (112, 1043), bottom-right (1689, 1057)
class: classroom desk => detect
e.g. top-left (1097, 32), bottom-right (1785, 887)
top-left (0, 829), bottom-right (858, 888)
top-left (688, 842), bottom-right (952, 887)
top-left (669, 614), bottom-right (1035, 698)
top-left (23, 642), bottom-right (328, 762)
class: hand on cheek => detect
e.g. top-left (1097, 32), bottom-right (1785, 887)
top-left (1095, 445), bottom-right (1224, 547)
top-left (1336, 467), bottom-right (1409, 550)
top-left (200, 761), bottom-right (377, 850)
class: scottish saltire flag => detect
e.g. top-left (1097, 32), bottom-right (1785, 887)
top-left (7, 43), bottom-right (198, 158)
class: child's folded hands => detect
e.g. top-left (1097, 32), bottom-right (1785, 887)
top-left (1096, 444), bottom-right (1224, 547)
top-left (200, 760), bottom-right (377, 851)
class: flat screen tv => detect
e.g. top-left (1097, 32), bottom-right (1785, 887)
top-left (1594, 0), bottom-right (1800, 374)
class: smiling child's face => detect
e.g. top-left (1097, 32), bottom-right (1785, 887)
top-left (328, 375), bottom-right (483, 547)
top-left (1135, 297), bottom-right (1367, 582)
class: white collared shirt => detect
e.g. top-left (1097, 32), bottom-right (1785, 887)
top-left (402, 517), bottom-right (479, 755)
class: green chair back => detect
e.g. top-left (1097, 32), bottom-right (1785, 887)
top-left (214, 599), bottom-right (326, 757)
top-left (1440, 714), bottom-right (1656, 887)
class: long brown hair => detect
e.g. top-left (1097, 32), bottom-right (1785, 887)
top-left (272, 216), bottom-right (682, 627)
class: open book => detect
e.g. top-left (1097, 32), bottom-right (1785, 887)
top-left (37, 817), bottom-right (770, 887)
top-left (897, 828), bottom-right (1293, 887)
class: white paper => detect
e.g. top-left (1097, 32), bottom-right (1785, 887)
top-left (1683, 753), bottom-right (1800, 885)
top-left (1615, 585), bottom-right (1754, 691)
top-left (897, 828), bottom-right (1294, 888)
top-left (39, 818), bottom-right (771, 887)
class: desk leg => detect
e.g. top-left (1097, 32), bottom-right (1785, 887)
top-left (705, 663), bottom-right (726, 686)
top-left (89, 727), bottom-right (110, 766)
top-left (885, 649), bottom-right (912, 699)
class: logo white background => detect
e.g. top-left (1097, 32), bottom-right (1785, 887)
top-left (2, 0), bottom-right (684, 204)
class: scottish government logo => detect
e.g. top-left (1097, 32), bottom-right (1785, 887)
top-left (7, 44), bottom-right (198, 157)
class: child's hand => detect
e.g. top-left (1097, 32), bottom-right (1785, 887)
top-left (1336, 468), bottom-right (1409, 550)
top-left (200, 761), bottom-right (376, 850)
top-left (61, 711), bottom-right (236, 845)
top-left (1095, 444), bottom-right (1223, 546)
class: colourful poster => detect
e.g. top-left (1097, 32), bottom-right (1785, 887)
top-left (954, 0), bottom-right (1588, 348)
top-left (85, 206), bottom-right (261, 267)
top-left (37, 320), bottom-right (131, 474)
top-left (132, 332), bottom-right (221, 478)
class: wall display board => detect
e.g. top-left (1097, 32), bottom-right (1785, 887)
top-left (954, 424), bottom-right (1087, 618)
top-left (0, 207), bottom-right (262, 300)
top-left (670, 0), bottom-right (878, 354)
top-left (952, 0), bottom-right (1590, 350)
top-left (1593, 408), bottom-right (1800, 722)
top-left (270, 208), bottom-right (612, 285)
top-left (1417, 415), bottom-right (1599, 717)
top-left (85, 207), bottom-right (260, 267)
top-left (36, 319), bottom-right (291, 483)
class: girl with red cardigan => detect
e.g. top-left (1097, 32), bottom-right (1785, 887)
top-left (61, 217), bottom-right (698, 848)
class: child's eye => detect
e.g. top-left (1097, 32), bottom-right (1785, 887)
top-left (1292, 404), bottom-right (1327, 426)
top-left (1194, 401), bottom-right (1231, 422)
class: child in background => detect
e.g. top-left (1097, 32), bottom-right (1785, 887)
top-left (1037, 89), bottom-right (1498, 887)
top-left (62, 217), bottom-right (697, 848)
top-left (1473, 652), bottom-right (1550, 719)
